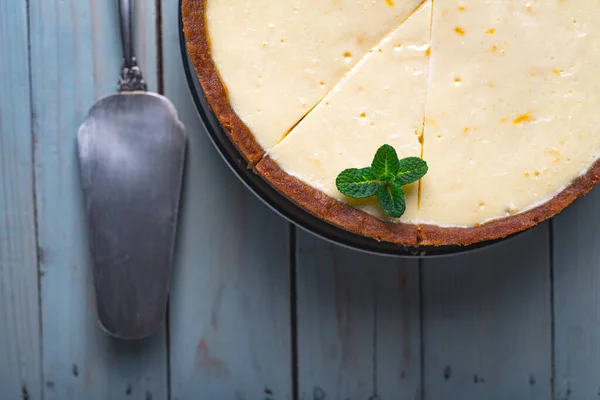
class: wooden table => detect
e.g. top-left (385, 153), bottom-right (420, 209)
top-left (1, 1), bottom-right (599, 399)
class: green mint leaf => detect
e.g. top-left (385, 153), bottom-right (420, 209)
top-left (394, 157), bottom-right (429, 186)
top-left (376, 182), bottom-right (406, 218)
top-left (371, 144), bottom-right (400, 181)
top-left (336, 167), bottom-right (381, 198)
top-left (335, 144), bottom-right (427, 218)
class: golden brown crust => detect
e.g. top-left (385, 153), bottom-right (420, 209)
top-left (255, 157), bottom-right (420, 246)
top-left (182, 0), bottom-right (264, 166)
top-left (183, 0), bottom-right (600, 247)
top-left (419, 158), bottom-right (600, 246)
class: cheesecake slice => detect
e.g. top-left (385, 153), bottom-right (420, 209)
top-left (183, 0), bottom-right (425, 163)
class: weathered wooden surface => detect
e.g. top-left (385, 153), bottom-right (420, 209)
top-left (553, 188), bottom-right (600, 400)
top-left (295, 230), bottom-right (421, 400)
top-left (0, 1), bottom-right (43, 399)
top-left (421, 225), bottom-right (552, 400)
top-left (2, 0), bottom-right (600, 399)
top-left (30, 0), bottom-right (167, 398)
top-left (161, 2), bottom-right (293, 399)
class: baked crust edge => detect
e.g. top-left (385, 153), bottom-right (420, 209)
top-left (182, 0), bottom-right (264, 166)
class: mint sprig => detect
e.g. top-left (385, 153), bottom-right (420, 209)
top-left (335, 144), bottom-right (428, 218)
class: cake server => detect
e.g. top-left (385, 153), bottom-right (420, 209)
top-left (77, 0), bottom-right (186, 339)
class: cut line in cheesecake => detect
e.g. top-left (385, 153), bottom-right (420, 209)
top-left (416, 0), bottom-right (435, 212)
top-left (271, 0), bottom-right (431, 149)
top-left (274, 100), bottom-right (321, 147)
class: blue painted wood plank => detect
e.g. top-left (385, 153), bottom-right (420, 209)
top-left (553, 188), bottom-right (600, 400)
top-left (29, 1), bottom-right (167, 398)
top-left (162, 3), bottom-right (293, 399)
top-left (0, 1), bottom-right (43, 399)
top-left (295, 231), bottom-right (421, 400)
top-left (421, 225), bottom-right (552, 400)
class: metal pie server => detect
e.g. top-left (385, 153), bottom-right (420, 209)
top-left (77, 0), bottom-right (186, 339)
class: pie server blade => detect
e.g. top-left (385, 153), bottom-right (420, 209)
top-left (76, 0), bottom-right (186, 340)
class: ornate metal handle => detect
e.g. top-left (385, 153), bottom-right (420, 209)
top-left (117, 0), bottom-right (147, 92)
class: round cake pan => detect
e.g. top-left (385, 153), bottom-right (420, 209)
top-left (177, 4), bottom-right (518, 257)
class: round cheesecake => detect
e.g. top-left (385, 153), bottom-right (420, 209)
top-left (183, 0), bottom-right (600, 246)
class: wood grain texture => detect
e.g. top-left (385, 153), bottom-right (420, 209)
top-left (421, 224), bottom-right (552, 400)
top-left (0, 0), bottom-right (43, 398)
top-left (162, 3), bottom-right (292, 399)
top-left (29, 1), bottom-right (167, 398)
top-left (295, 230), bottom-right (421, 400)
top-left (553, 188), bottom-right (600, 400)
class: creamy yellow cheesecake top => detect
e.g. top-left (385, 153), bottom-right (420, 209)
top-left (205, 0), bottom-right (424, 149)
top-left (195, 0), bottom-right (600, 230)
top-left (420, 0), bottom-right (600, 227)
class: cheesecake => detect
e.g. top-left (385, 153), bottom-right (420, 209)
top-left (183, 0), bottom-right (600, 246)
